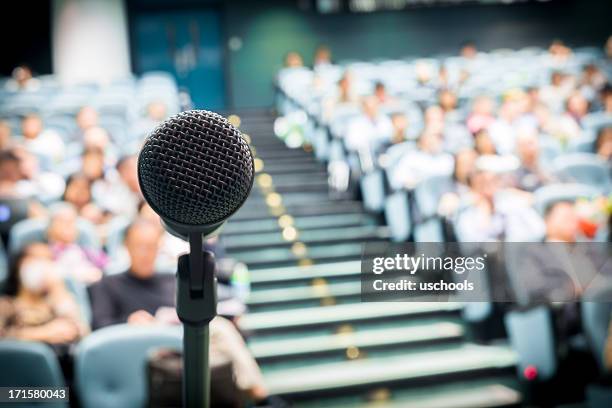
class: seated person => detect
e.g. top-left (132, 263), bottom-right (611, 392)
top-left (0, 243), bottom-right (88, 344)
top-left (18, 114), bottom-right (65, 170)
top-left (0, 150), bottom-right (45, 246)
top-left (345, 95), bottom-right (393, 153)
top-left (512, 128), bottom-right (553, 192)
top-left (63, 173), bottom-right (107, 226)
top-left (595, 126), bottom-right (612, 161)
top-left (467, 95), bottom-right (496, 134)
top-left (47, 204), bottom-right (106, 283)
top-left (93, 155), bottom-right (143, 219)
top-left (454, 168), bottom-right (543, 242)
top-left (89, 220), bottom-right (275, 406)
top-left (391, 130), bottom-right (453, 189)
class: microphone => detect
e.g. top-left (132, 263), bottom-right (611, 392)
top-left (137, 109), bottom-right (254, 240)
top-left (137, 110), bottom-right (254, 408)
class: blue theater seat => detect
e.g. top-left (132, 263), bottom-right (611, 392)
top-left (504, 306), bottom-right (557, 382)
top-left (0, 340), bottom-right (67, 408)
top-left (74, 324), bottom-right (182, 408)
top-left (553, 153), bottom-right (611, 193)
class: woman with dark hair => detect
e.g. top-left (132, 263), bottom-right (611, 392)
top-left (0, 243), bottom-right (87, 344)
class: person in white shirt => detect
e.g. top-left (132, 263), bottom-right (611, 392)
top-left (345, 95), bottom-right (392, 153)
top-left (391, 130), bottom-right (454, 189)
top-left (18, 114), bottom-right (64, 170)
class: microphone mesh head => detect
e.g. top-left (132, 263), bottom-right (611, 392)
top-left (138, 110), bottom-right (254, 227)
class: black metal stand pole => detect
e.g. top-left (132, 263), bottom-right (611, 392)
top-left (176, 233), bottom-right (217, 408)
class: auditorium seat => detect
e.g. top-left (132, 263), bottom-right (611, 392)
top-left (0, 340), bottom-right (67, 408)
top-left (504, 306), bottom-right (557, 382)
top-left (533, 183), bottom-right (602, 215)
top-left (552, 153), bottom-right (611, 192)
top-left (74, 324), bottom-right (182, 408)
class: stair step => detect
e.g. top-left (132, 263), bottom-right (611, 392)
top-left (249, 321), bottom-right (464, 361)
top-left (223, 213), bottom-right (377, 236)
top-left (263, 344), bottom-right (517, 396)
top-left (223, 225), bottom-right (389, 252)
top-left (247, 281), bottom-right (362, 306)
top-left (294, 380), bottom-right (521, 408)
top-left (240, 302), bottom-right (462, 333)
top-left (233, 201), bottom-right (365, 221)
top-left (249, 261), bottom-right (361, 287)
top-left (227, 242), bottom-right (368, 268)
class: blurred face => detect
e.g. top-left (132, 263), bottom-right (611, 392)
top-left (551, 72), bottom-right (563, 87)
top-left (473, 96), bottom-right (493, 115)
top-left (375, 85), bottom-right (386, 101)
top-left (0, 157), bottom-right (21, 183)
top-left (285, 52), bottom-right (303, 68)
top-left (424, 105), bottom-right (444, 125)
top-left (19, 255), bottom-right (58, 295)
top-left (125, 222), bottom-right (162, 279)
top-left (454, 149), bottom-right (477, 184)
top-left (418, 131), bottom-right (442, 154)
top-left (566, 93), bottom-right (588, 117)
top-left (315, 47), bottom-right (331, 64)
top-left (22, 116), bottom-right (42, 139)
top-left (77, 107), bottom-right (99, 131)
top-left (0, 122), bottom-right (11, 149)
top-left (471, 171), bottom-right (499, 201)
top-left (118, 156), bottom-right (140, 193)
top-left (604, 93), bottom-right (612, 113)
top-left (439, 90), bottom-right (457, 112)
top-left (84, 127), bottom-right (110, 151)
top-left (362, 96), bottom-right (379, 119)
top-left (13, 66), bottom-right (32, 86)
top-left (461, 45), bottom-right (477, 59)
top-left (65, 177), bottom-right (92, 209)
top-left (391, 114), bottom-right (408, 132)
top-left (596, 128), bottom-right (612, 160)
top-left (48, 207), bottom-right (79, 245)
top-left (147, 102), bottom-right (167, 121)
top-left (474, 130), bottom-right (496, 155)
top-left (546, 202), bottom-right (579, 242)
top-left (82, 151), bottom-right (104, 180)
top-left (516, 131), bottom-right (539, 165)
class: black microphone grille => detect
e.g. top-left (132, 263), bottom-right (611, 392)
top-left (138, 110), bottom-right (254, 227)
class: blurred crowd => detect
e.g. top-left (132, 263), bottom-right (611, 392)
top-left (0, 71), bottom-right (281, 406)
top-left (277, 39), bottom-right (612, 245)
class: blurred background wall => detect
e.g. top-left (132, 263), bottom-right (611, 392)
top-left (4, 0), bottom-right (612, 109)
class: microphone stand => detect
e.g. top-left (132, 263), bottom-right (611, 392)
top-left (176, 232), bottom-right (217, 408)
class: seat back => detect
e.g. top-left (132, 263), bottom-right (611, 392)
top-left (553, 153), bottom-right (611, 192)
top-left (360, 169), bottom-right (385, 213)
top-left (0, 340), bottom-right (67, 408)
top-left (384, 190), bottom-right (411, 242)
top-left (504, 306), bottom-right (557, 382)
top-left (74, 324), bottom-right (182, 408)
top-left (582, 284), bottom-right (612, 373)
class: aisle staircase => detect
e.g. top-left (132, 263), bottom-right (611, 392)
top-left (222, 110), bottom-right (522, 407)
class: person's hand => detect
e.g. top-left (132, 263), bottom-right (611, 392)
top-left (44, 318), bottom-right (80, 344)
top-left (127, 310), bottom-right (155, 325)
